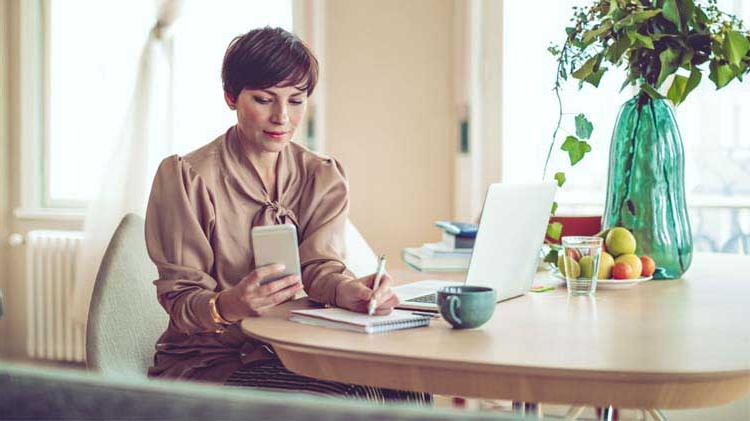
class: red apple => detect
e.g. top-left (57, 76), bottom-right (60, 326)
top-left (612, 262), bottom-right (633, 280)
top-left (567, 249), bottom-right (582, 261)
top-left (640, 256), bottom-right (656, 277)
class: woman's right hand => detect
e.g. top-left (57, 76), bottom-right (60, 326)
top-left (216, 263), bottom-right (303, 321)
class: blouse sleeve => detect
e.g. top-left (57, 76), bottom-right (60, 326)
top-left (145, 155), bottom-right (220, 334)
top-left (298, 158), bottom-right (356, 306)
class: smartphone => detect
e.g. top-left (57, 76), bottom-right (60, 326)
top-left (251, 224), bottom-right (302, 285)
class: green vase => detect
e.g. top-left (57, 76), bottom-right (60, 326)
top-left (602, 94), bottom-right (693, 279)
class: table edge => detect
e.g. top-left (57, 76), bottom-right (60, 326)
top-left (243, 325), bottom-right (750, 383)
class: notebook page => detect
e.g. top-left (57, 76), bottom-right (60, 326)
top-left (290, 308), bottom-right (424, 327)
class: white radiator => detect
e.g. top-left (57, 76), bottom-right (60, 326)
top-left (25, 230), bottom-right (85, 362)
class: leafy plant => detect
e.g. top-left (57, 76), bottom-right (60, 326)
top-left (543, 0), bottom-right (750, 244)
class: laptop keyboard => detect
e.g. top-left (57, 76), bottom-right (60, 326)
top-left (406, 293), bottom-right (437, 304)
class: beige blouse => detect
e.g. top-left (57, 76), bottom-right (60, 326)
top-left (145, 126), bottom-right (356, 383)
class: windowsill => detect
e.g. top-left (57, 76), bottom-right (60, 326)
top-left (14, 207), bottom-right (87, 222)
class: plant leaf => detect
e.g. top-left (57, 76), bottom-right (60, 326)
top-left (662, 0), bottom-right (682, 31)
top-left (620, 73), bottom-right (637, 92)
top-left (668, 67), bottom-right (702, 106)
top-left (543, 248), bottom-right (559, 263)
top-left (585, 66), bottom-right (607, 87)
top-left (547, 222), bottom-right (563, 241)
top-left (606, 36), bottom-right (632, 64)
top-left (640, 83), bottom-right (665, 99)
top-left (561, 136), bottom-right (592, 165)
top-left (657, 47), bottom-right (680, 88)
top-left (709, 61), bottom-right (734, 88)
top-left (667, 75), bottom-right (688, 106)
top-left (582, 21), bottom-right (612, 46)
top-left (626, 29), bottom-right (654, 49)
top-left (554, 172), bottom-right (566, 187)
top-left (575, 114), bottom-right (593, 139)
top-left (572, 55), bottom-right (600, 80)
top-left (724, 31), bottom-right (750, 67)
top-left (680, 0), bottom-right (695, 26)
top-left (691, 6), bottom-right (708, 25)
top-left (634, 9), bottom-right (663, 23)
top-left (614, 9), bottom-right (662, 30)
top-left (684, 66), bottom-right (702, 99)
top-left (551, 201), bottom-right (559, 215)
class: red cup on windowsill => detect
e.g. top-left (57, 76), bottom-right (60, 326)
top-left (546, 215), bottom-right (602, 244)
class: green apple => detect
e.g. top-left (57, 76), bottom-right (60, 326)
top-left (566, 259), bottom-right (581, 279)
top-left (557, 254), bottom-right (581, 278)
top-left (605, 227), bottom-right (636, 257)
top-left (557, 254), bottom-right (565, 276)
top-left (614, 254), bottom-right (642, 279)
top-left (579, 255), bottom-right (595, 278)
top-left (598, 252), bottom-right (615, 279)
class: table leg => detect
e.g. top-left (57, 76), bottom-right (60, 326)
top-left (565, 406), bottom-right (585, 419)
top-left (647, 409), bottom-right (668, 420)
top-left (599, 405), bottom-right (617, 421)
top-left (512, 402), bottom-right (542, 418)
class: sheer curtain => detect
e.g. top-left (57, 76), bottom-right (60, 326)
top-left (71, 0), bottom-right (184, 324)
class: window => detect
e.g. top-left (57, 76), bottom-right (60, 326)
top-left (45, 0), bottom-right (293, 207)
top-left (501, 0), bottom-right (750, 253)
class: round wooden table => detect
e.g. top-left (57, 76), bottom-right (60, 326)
top-left (241, 253), bottom-right (750, 409)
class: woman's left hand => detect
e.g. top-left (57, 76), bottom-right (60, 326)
top-left (335, 272), bottom-right (399, 315)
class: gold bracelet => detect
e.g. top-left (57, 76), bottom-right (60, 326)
top-left (209, 291), bottom-right (232, 326)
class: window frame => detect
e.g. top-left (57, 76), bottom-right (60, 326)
top-left (15, 0), bottom-right (308, 219)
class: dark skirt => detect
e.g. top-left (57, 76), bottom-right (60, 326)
top-left (224, 356), bottom-right (431, 405)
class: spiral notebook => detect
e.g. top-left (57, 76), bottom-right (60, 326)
top-left (289, 308), bottom-right (431, 334)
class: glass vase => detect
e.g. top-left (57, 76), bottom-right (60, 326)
top-left (602, 95), bottom-right (693, 279)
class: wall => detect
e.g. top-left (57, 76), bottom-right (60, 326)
top-left (0, 0), bottom-right (10, 353)
top-left (323, 0), bottom-right (457, 268)
top-left (1, 0), bottom-right (83, 359)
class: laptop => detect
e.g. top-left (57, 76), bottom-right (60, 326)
top-left (394, 182), bottom-right (556, 311)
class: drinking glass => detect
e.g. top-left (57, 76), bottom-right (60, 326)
top-left (561, 236), bottom-right (603, 296)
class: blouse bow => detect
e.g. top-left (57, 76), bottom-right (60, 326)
top-left (252, 200), bottom-right (300, 229)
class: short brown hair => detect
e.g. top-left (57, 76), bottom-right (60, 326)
top-left (221, 27), bottom-right (319, 102)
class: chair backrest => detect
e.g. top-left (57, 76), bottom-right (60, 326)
top-left (86, 213), bottom-right (167, 377)
top-left (0, 362), bottom-right (514, 421)
top-left (86, 215), bottom-right (375, 376)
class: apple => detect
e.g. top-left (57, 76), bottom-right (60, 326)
top-left (557, 254), bottom-right (566, 276)
top-left (579, 256), bottom-right (595, 278)
top-left (598, 252), bottom-right (615, 279)
top-left (612, 262), bottom-right (633, 280)
top-left (614, 254), bottom-right (642, 279)
top-left (565, 259), bottom-right (581, 279)
top-left (640, 256), bottom-right (656, 277)
top-left (558, 254), bottom-right (580, 278)
top-left (605, 227), bottom-right (637, 257)
top-left (595, 229), bottom-right (610, 255)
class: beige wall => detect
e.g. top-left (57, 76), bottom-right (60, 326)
top-left (0, 0), bottom-right (10, 352)
top-left (323, 0), bottom-right (457, 268)
top-left (1, 0), bottom-right (83, 359)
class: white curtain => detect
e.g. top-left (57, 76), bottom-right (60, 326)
top-left (71, 0), bottom-right (184, 325)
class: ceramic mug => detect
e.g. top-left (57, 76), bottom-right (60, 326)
top-left (437, 286), bottom-right (497, 329)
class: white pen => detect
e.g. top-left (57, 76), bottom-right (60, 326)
top-left (367, 255), bottom-right (387, 316)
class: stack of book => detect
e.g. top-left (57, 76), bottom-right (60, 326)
top-left (401, 221), bottom-right (477, 272)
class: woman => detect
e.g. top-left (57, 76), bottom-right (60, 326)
top-left (145, 27), bottom-right (428, 403)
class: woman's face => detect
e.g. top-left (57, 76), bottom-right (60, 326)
top-left (225, 84), bottom-right (308, 154)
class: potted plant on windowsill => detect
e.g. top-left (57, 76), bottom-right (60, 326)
top-left (545, 0), bottom-right (750, 279)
